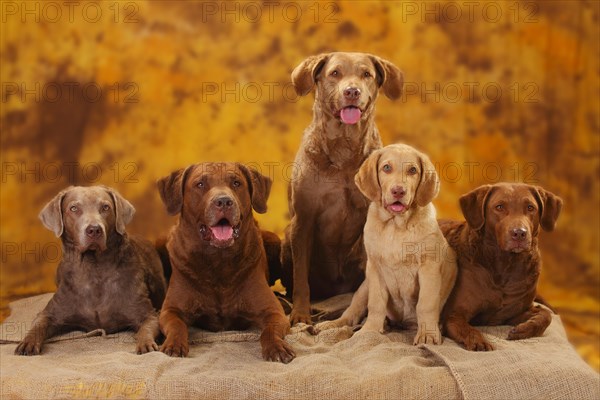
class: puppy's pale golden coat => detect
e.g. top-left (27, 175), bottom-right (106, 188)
top-left (318, 144), bottom-right (457, 345)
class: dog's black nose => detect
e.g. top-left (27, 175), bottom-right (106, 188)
top-left (511, 227), bottom-right (528, 241)
top-left (391, 185), bottom-right (406, 198)
top-left (214, 196), bottom-right (234, 209)
top-left (85, 224), bottom-right (103, 239)
top-left (343, 86), bottom-right (361, 100)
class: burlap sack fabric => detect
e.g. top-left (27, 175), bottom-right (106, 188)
top-left (1, 293), bottom-right (598, 399)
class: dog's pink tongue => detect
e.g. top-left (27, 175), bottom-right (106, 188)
top-left (389, 203), bottom-right (406, 213)
top-left (340, 107), bottom-right (361, 124)
top-left (211, 225), bottom-right (233, 241)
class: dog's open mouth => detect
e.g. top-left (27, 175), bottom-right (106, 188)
top-left (339, 106), bottom-right (362, 125)
top-left (201, 218), bottom-right (241, 248)
top-left (387, 201), bottom-right (408, 214)
top-left (211, 218), bottom-right (234, 241)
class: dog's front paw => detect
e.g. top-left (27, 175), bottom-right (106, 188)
top-left (262, 339), bottom-right (296, 364)
top-left (136, 339), bottom-right (159, 354)
top-left (289, 309), bottom-right (312, 327)
top-left (15, 338), bottom-right (43, 356)
top-left (507, 321), bottom-right (541, 340)
top-left (414, 325), bottom-right (442, 345)
top-left (463, 329), bottom-right (493, 351)
top-left (160, 337), bottom-right (189, 357)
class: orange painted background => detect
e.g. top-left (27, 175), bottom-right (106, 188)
top-left (1, 1), bottom-right (598, 369)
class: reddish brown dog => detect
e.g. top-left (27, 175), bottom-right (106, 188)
top-left (157, 162), bottom-right (295, 363)
top-left (440, 183), bottom-right (562, 351)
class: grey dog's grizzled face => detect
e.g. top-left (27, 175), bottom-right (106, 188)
top-left (61, 187), bottom-right (117, 253)
top-left (39, 185), bottom-right (134, 254)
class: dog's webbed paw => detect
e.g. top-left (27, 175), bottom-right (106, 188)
top-left (160, 337), bottom-right (189, 357)
top-left (463, 330), bottom-right (494, 351)
top-left (15, 339), bottom-right (43, 356)
top-left (136, 339), bottom-right (159, 354)
top-left (289, 309), bottom-right (312, 327)
top-left (507, 320), bottom-right (541, 340)
top-left (414, 326), bottom-right (442, 345)
top-left (262, 339), bottom-right (296, 364)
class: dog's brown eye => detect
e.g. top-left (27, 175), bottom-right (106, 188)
top-left (330, 70), bottom-right (339, 77)
top-left (382, 164), bottom-right (392, 173)
top-left (232, 180), bottom-right (241, 188)
top-left (408, 166), bottom-right (417, 175)
top-left (102, 204), bottom-right (110, 212)
top-left (495, 204), bottom-right (504, 211)
top-left (527, 204), bottom-right (535, 212)
top-left (197, 182), bottom-right (204, 188)
top-left (363, 71), bottom-right (371, 78)
top-left (69, 206), bottom-right (77, 212)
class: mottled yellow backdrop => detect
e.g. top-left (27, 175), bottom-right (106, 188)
top-left (1, 1), bottom-right (598, 369)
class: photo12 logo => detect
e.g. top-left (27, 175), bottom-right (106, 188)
top-left (1, 162), bottom-right (139, 184)
top-left (198, 80), bottom-right (540, 105)
top-left (1, 241), bottom-right (61, 264)
top-left (433, 161), bottom-right (540, 184)
top-left (1, 2), bottom-right (140, 24)
top-left (191, 2), bottom-right (338, 24)
top-left (200, 81), bottom-right (298, 103)
top-left (2, 82), bottom-right (139, 104)
top-left (402, 81), bottom-right (540, 104)
top-left (398, 1), bottom-right (538, 23)
top-left (162, 161), bottom-right (541, 186)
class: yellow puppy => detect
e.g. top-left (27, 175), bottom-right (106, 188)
top-left (317, 143), bottom-right (457, 344)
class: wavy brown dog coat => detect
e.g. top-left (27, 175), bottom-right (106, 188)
top-left (157, 162), bottom-right (295, 363)
top-left (281, 52), bottom-right (404, 325)
top-left (15, 186), bottom-right (166, 356)
top-left (440, 183), bottom-right (562, 351)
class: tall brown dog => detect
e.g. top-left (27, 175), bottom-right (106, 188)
top-left (440, 183), bottom-right (562, 351)
top-left (157, 162), bottom-right (295, 363)
top-left (15, 186), bottom-right (166, 355)
top-left (282, 52), bottom-right (404, 325)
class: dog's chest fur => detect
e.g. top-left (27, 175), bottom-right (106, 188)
top-left (57, 254), bottom-right (149, 332)
top-left (364, 206), bottom-right (437, 325)
top-left (317, 168), bottom-right (369, 235)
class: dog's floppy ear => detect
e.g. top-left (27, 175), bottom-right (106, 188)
top-left (104, 186), bottom-right (136, 235)
top-left (531, 186), bottom-right (563, 232)
top-left (459, 185), bottom-right (494, 230)
top-left (157, 165), bottom-right (194, 216)
top-left (39, 187), bottom-right (73, 237)
top-left (239, 164), bottom-right (272, 214)
top-left (291, 53), bottom-right (330, 96)
top-left (415, 152), bottom-right (440, 207)
top-left (355, 149), bottom-right (382, 202)
top-left (369, 55), bottom-right (404, 100)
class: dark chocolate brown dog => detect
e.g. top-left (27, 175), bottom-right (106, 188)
top-left (282, 52), bottom-right (404, 326)
top-left (157, 162), bottom-right (295, 363)
top-left (15, 186), bottom-right (166, 355)
top-left (440, 183), bottom-right (562, 351)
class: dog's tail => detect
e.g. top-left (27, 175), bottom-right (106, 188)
top-left (155, 235), bottom-right (172, 284)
